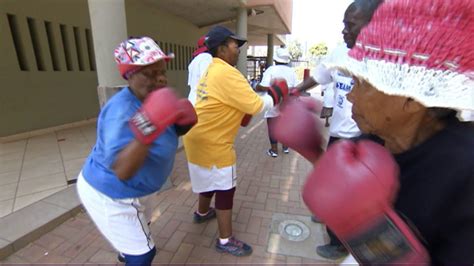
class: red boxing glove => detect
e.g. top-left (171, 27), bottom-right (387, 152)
top-left (303, 140), bottom-right (429, 264)
top-left (268, 78), bottom-right (289, 105)
top-left (129, 88), bottom-right (181, 144)
top-left (240, 114), bottom-right (253, 127)
top-left (297, 96), bottom-right (320, 113)
top-left (174, 99), bottom-right (198, 136)
top-left (289, 87), bottom-right (301, 97)
top-left (272, 98), bottom-right (323, 163)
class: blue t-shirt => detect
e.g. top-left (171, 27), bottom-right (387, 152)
top-left (82, 87), bottom-right (178, 199)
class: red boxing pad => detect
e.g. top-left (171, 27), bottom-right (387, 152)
top-left (268, 78), bottom-right (289, 105)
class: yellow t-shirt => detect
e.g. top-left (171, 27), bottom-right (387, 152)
top-left (183, 58), bottom-right (264, 168)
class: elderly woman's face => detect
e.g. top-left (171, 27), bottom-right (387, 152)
top-left (128, 60), bottom-right (167, 101)
top-left (347, 77), bottom-right (409, 135)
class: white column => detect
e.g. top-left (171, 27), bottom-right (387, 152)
top-left (236, 0), bottom-right (248, 77)
top-left (266, 34), bottom-right (274, 67)
top-left (88, 0), bottom-right (128, 106)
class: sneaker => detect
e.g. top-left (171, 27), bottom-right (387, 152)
top-left (267, 149), bottom-right (278, 158)
top-left (193, 207), bottom-right (216, 224)
top-left (282, 147), bottom-right (289, 154)
top-left (117, 252), bottom-right (125, 263)
top-left (316, 244), bottom-right (348, 260)
top-left (215, 237), bottom-right (253, 256)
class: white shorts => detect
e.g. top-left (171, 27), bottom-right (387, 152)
top-left (76, 172), bottom-right (155, 255)
top-left (187, 163), bottom-right (237, 193)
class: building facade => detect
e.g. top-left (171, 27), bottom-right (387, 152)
top-left (0, 0), bottom-right (292, 138)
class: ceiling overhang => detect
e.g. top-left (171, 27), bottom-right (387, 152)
top-left (146, 0), bottom-right (292, 46)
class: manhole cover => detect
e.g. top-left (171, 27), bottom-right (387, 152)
top-left (268, 213), bottom-right (331, 261)
top-left (285, 224), bottom-right (303, 236)
top-left (278, 219), bottom-right (310, 242)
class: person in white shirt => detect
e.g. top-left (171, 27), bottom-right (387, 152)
top-left (256, 47), bottom-right (298, 157)
top-left (187, 35), bottom-right (213, 106)
top-left (324, 44), bottom-right (361, 142)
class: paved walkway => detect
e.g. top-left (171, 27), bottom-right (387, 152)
top-left (1, 95), bottom-right (334, 264)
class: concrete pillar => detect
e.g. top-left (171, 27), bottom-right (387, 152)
top-left (88, 0), bottom-right (128, 106)
top-left (266, 34), bottom-right (274, 67)
top-left (236, 0), bottom-right (248, 77)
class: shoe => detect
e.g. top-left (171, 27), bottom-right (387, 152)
top-left (282, 147), bottom-right (289, 154)
top-left (193, 207), bottom-right (216, 224)
top-left (311, 215), bottom-right (322, 223)
top-left (117, 252), bottom-right (125, 263)
top-left (215, 237), bottom-right (253, 256)
top-left (316, 244), bottom-right (348, 260)
top-left (267, 149), bottom-right (278, 158)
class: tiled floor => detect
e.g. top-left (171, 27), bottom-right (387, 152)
top-left (0, 124), bottom-right (96, 218)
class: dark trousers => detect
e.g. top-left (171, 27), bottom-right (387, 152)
top-left (267, 117), bottom-right (287, 148)
top-left (326, 136), bottom-right (344, 247)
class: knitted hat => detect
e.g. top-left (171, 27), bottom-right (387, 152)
top-left (114, 37), bottom-right (174, 80)
top-left (334, 0), bottom-right (474, 111)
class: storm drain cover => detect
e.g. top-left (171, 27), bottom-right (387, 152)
top-left (267, 213), bottom-right (335, 261)
top-left (278, 219), bottom-right (310, 242)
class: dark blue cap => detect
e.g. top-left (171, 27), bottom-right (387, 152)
top-left (205, 26), bottom-right (247, 50)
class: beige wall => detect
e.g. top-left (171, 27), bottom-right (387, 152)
top-left (125, 0), bottom-right (206, 98)
top-left (0, 0), bottom-right (99, 137)
top-left (1, 0), bottom-right (206, 137)
top-left (247, 0), bottom-right (292, 33)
